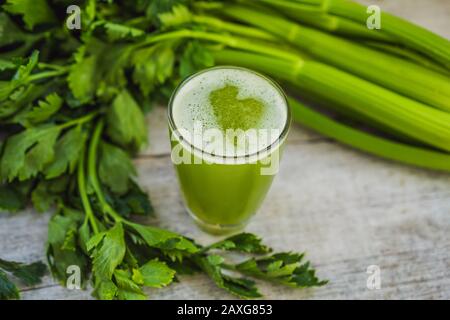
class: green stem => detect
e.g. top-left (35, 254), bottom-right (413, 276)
top-left (126, 16), bottom-right (148, 27)
top-left (87, 120), bottom-right (106, 206)
top-left (250, 0), bottom-right (394, 42)
top-left (37, 63), bottom-right (69, 72)
top-left (137, 29), bottom-right (302, 62)
top-left (192, 15), bottom-right (277, 41)
top-left (243, 0), bottom-right (450, 68)
top-left (87, 120), bottom-right (125, 223)
top-left (59, 111), bottom-right (99, 130)
top-left (27, 69), bottom-right (68, 82)
top-left (364, 41), bottom-right (449, 76)
top-left (326, 0), bottom-right (450, 69)
top-left (77, 147), bottom-right (100, 234)
top-left (288, 97), bottom-right (450, 172)
top-left (221, 263), bottom-right (237, 271)
top-left (196, 243), bottom-right (218, 254)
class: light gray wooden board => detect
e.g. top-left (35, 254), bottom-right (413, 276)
top-left (1, 0), bottom-right (450, 300)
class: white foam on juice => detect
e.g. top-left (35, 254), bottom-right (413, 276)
top-left (171, 67), bottom-right (288, 160)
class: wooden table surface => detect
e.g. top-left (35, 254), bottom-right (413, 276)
top-left (1, 0), bottom-right (450, 300)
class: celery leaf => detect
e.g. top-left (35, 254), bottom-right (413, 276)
top-left (137, 259), bottom-right (175, 288)
top-left (106, 90), bottom-right (147, 151)
top-left (99, 142), bottom-right (137, 195)
top-left (3, 0), bottom-right (56, 30)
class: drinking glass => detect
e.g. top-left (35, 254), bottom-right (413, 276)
top-left (168, 66), bottom-right (291, 234)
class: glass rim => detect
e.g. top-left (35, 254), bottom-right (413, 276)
top-left (167, 65), bottom-right (291, 161)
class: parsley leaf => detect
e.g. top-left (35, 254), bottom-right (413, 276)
top-left (208, 233), bottom-right (272, 254)
top-left (113, 269), bottom-right (147, 300)
top-left (99, 142), bottom-right (137, 195)
top-left (0, 50), bottom-right (39, 103)
top-left (194, 255), bottom-right (262, 299)
top-left (93, 279), bottom-right (117, 300)
top-left (0, 258), bottom-right (47, 286)
top-left (220, 276), bottom-right (262, 299)
top-left (146, 0), bottom-right (189, 25)
top-left (44, 126), bottom-right (86, 179)
top-left (67, 48), bottom-right (99, 104)
top-left (158, 5), bottom-right (192, 28)
top-left (103, 22), bottom-right (145, 42)
top-left (0, 184), bottom-right (26, 212)
top-left (106, 90), bottom-right (147, 151)
top-left (0, 13), bottom-right (38, 56)
top-left (31, 180), bottom-right (60, 213)
top-left (46, 207), bottom-right (88, 284)
top-left (0, 58), bottom-right (16, 72)
top-left (91, 222), bottom-right (126, 280)
top-left (179, 41), bottom-right (214, 79)
top-left (0, 270), bottom-right (19, 300)
top-left (132, 43), bottom-right (176, 96)
top-left (0, 125), bottom-right (60, 181)
top-left (11, 50), bottom-right (39, 85)
top-left (22, 93), bottom-right (63, 126)
top-left (235, 252), bottom-right (328, 288)
top-left (0, 257), bottom-right (47, 300)
top-left (3, 0), bottom-right (56, 30)
top-left (129, 222), bottom-right (198, 254)
top-left (135, 259), bottom-right (175, 288)
top-left (108, 182), bottom-right (154, 218)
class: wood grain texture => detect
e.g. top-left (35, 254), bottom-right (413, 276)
top-left (1, 0), bottom-right (449, 300)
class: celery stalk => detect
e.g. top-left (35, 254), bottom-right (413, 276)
top-left (265, 0), bottom-right (450, 68)
top-left (139, 29), bottom-right (302, 62)
top-left (326, 0), bottom-right (450, 69)
top-left (212, 49), bottom-right (450, 153)
top-left (191, 15), bottom-right (278, 41)
top-left (221, 5), bottom-right (450, 112)
top-left (287, 98), bottom-right (450, 172)
top-left (363, 41), bottom-right (450, 76)
top-left (255, 0), bottom-right (394, 42)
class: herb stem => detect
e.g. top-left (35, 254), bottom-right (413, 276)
top-left (197, 244), bottom-right (214, 254)
top-left (37, 63), bottom-right (69, 72)
top-left (59, 111), bottom-right (99, 130)
top-left (27, 69), bottom-right (68, 82)
top-left (77, 147), bottom-right (100, 234)
top-left (87, 120), bottom-right (125, 224)
top-left (138, 29), bottom-right (301, 62)
top-left (255, 0), bottom-right (394, 42)
top-left (191, 15), bottom-right (277, 41)
top-left (221, 263), bottom-right (237, 271)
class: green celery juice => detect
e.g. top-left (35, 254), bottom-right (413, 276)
top-left (168, 67), bottom-right (290, 234)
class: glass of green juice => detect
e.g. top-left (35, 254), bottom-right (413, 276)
top-left (168, 66), bottom-right (290, 234)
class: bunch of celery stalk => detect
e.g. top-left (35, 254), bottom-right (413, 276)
top-left (179, 0), bottom-right (450, 171)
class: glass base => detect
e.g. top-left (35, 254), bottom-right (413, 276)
top-left (186, 208), bottom-right (247, 235)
